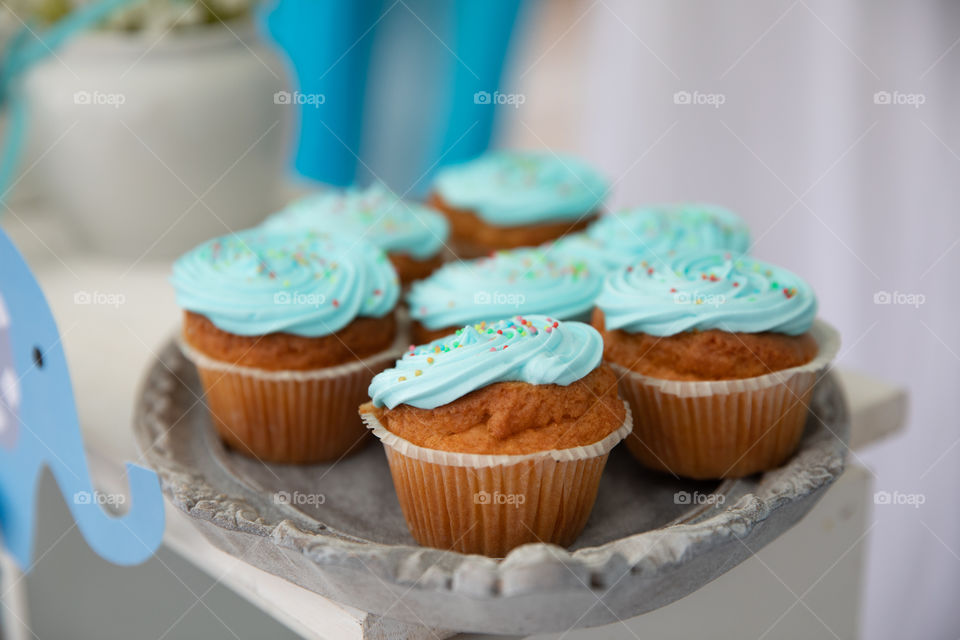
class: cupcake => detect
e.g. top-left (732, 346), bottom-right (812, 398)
top-left (171, 229), bottom-right (401, 463)
top-left (429, 150), bottom-right (608, 258)
top-left (547, 203), bottom-right (751, 273)
top-left (406, 248), bottom-right (602, 344)
top-left (359, 316), bottom-right (631, 557)
top-left (592, 250), bottom-right (839, 479)
top-left (262, 184), bottom-right (450, 284)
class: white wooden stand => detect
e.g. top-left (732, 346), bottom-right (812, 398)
top-left (2, 212), bottom-right (907, 640)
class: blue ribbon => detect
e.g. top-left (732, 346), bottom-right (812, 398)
top-left (0, 0), bottom-right (140, 201)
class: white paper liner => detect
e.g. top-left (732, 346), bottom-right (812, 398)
top-left (383, 444), bottom-right (608, 555)
top-left (610, 319), bottom-right (840, 478)
top-left (178, 327), bottom-right (408, 462)
top-left (608, 319), bottom-right (840, 398)
top-left (360, 401), bottom-right (632, 469)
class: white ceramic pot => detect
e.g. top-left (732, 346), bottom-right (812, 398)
top-left (22, 20), bottom-right (291, 259)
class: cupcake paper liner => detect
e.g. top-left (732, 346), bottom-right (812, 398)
top-left (360, 403), bottom-right (632, 557)
top-left (610, 319), bottom-right (841, 479)
top-left (180, 334), bottom-right (405, 464)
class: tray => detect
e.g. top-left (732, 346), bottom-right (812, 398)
top-left (133, 340), bottom-right (849, 635)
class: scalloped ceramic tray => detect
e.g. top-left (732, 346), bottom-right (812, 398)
top-left (133, 340), bottom-right (849, 635)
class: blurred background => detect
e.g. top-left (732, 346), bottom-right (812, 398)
top-left (0, 0), bottom-right (956, 638)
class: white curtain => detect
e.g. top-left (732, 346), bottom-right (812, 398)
top-left (501, 1), bottom-right (960, 637)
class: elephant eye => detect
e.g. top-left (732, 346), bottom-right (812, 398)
top-left (32, 346), bottom-right (43, 370)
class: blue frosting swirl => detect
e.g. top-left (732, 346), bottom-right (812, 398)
top-left (262, 184), bottom-right (449, 260)
top-left (432, 150), bottom-right (608, 225)
top-left (407, 248), bottom-right (602, 330)
top-left (548, 204), bottom-right (750, 273)
top-left (369, 315), bottom-right (603, 409)
top-left (171, 229), bottom-right (399, 337)
top-left (595, 250), bottom-right (816, 336)
top-left (543, 234), bottom-right (625, 273)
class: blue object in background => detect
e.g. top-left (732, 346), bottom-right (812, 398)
top-left (265, 0), bottom-right (385, 186)
top-left (431, 0), bottom-right (524, 168)
top-left (262, 0), bottom-right (524, 188)
top-left (0, 230), bottom-right (165, 570)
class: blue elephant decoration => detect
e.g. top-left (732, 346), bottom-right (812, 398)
top-left (0, 230), bottom-right (165, 570)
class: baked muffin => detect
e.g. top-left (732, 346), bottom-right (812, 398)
top-left (262, 184), bottom-right (450, 284)
top-left (547, 203), bottom-right (750, 273)
top-left (429, 150), bottom-right (607, 257)
top-left (593, 250), bottom-right (839, 479)
top-left (360, 316), bottom-right (630, 557)
top-left (406, 248), bottom-right (602, 344)
top-left (172, 229), bottom-right (401, 463)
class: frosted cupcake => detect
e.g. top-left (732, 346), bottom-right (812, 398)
top-left (359, 316), bottom-right (630, 557)
top-left (593, 250), bottom-right (839, 479)
top-left (263, 184), bottom-right (450, 284)
top-left (406, 248), bottom-right (601, 344)
top-left (548, 203), bottom-right (750, 273)
top-left (429, 151), bottom-right (608, 257)
top-left (172, 229), bottom-right (401, 463)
